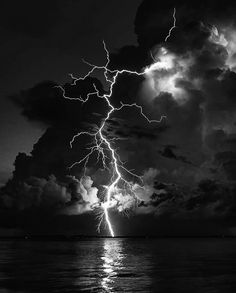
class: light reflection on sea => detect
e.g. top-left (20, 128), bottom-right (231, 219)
top-left (101, 239), bottom-right (124, 291)
top-left (0, 238), bottom-right (236, 292)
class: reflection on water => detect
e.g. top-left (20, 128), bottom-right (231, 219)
top-left (0, 238), bottom-right (236, 292)
top-left (101, 239), bottom-right (124, 292)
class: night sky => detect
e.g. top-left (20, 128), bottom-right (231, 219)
top-left (1, 0), bottom-right (236, 237)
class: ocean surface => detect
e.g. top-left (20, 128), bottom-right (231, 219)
top-left (0, 238), bottom-right (235, 292)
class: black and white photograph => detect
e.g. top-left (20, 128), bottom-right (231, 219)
top-left (0, 0), bottom-right (236, 292)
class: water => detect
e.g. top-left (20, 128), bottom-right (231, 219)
top-left (0, 238), bottom-right (235, 292)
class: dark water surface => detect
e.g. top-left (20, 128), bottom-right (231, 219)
top-left (0, 238), bottom-right (236, 292)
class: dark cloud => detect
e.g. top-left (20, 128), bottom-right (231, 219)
top-left (10, 79), bottom-right (106, 127)
top-left (159, 145), bottom-right (193, 165)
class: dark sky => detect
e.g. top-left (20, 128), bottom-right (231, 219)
top-left (1, 0), bottom-right (236, 237)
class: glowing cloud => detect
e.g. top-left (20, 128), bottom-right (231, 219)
top-left (209, 25), bottom-right (236, 70)
top-left (143, 47), bottom-right (192, 103)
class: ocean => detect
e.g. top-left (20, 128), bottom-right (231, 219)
top-left (0, 238), bottom-right (235, 292)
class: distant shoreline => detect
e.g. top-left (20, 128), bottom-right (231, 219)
top-left (0, 235), bottom-right (235, 241)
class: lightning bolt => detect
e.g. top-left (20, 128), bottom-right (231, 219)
top-left (165, 7), bottom-right (176, 42)
top-left (57, 7), bottom-right (177, 236)
top-left (150, 7), bottom-right (176, 62)
top-left (57, 41), bottom-right (165, 237)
